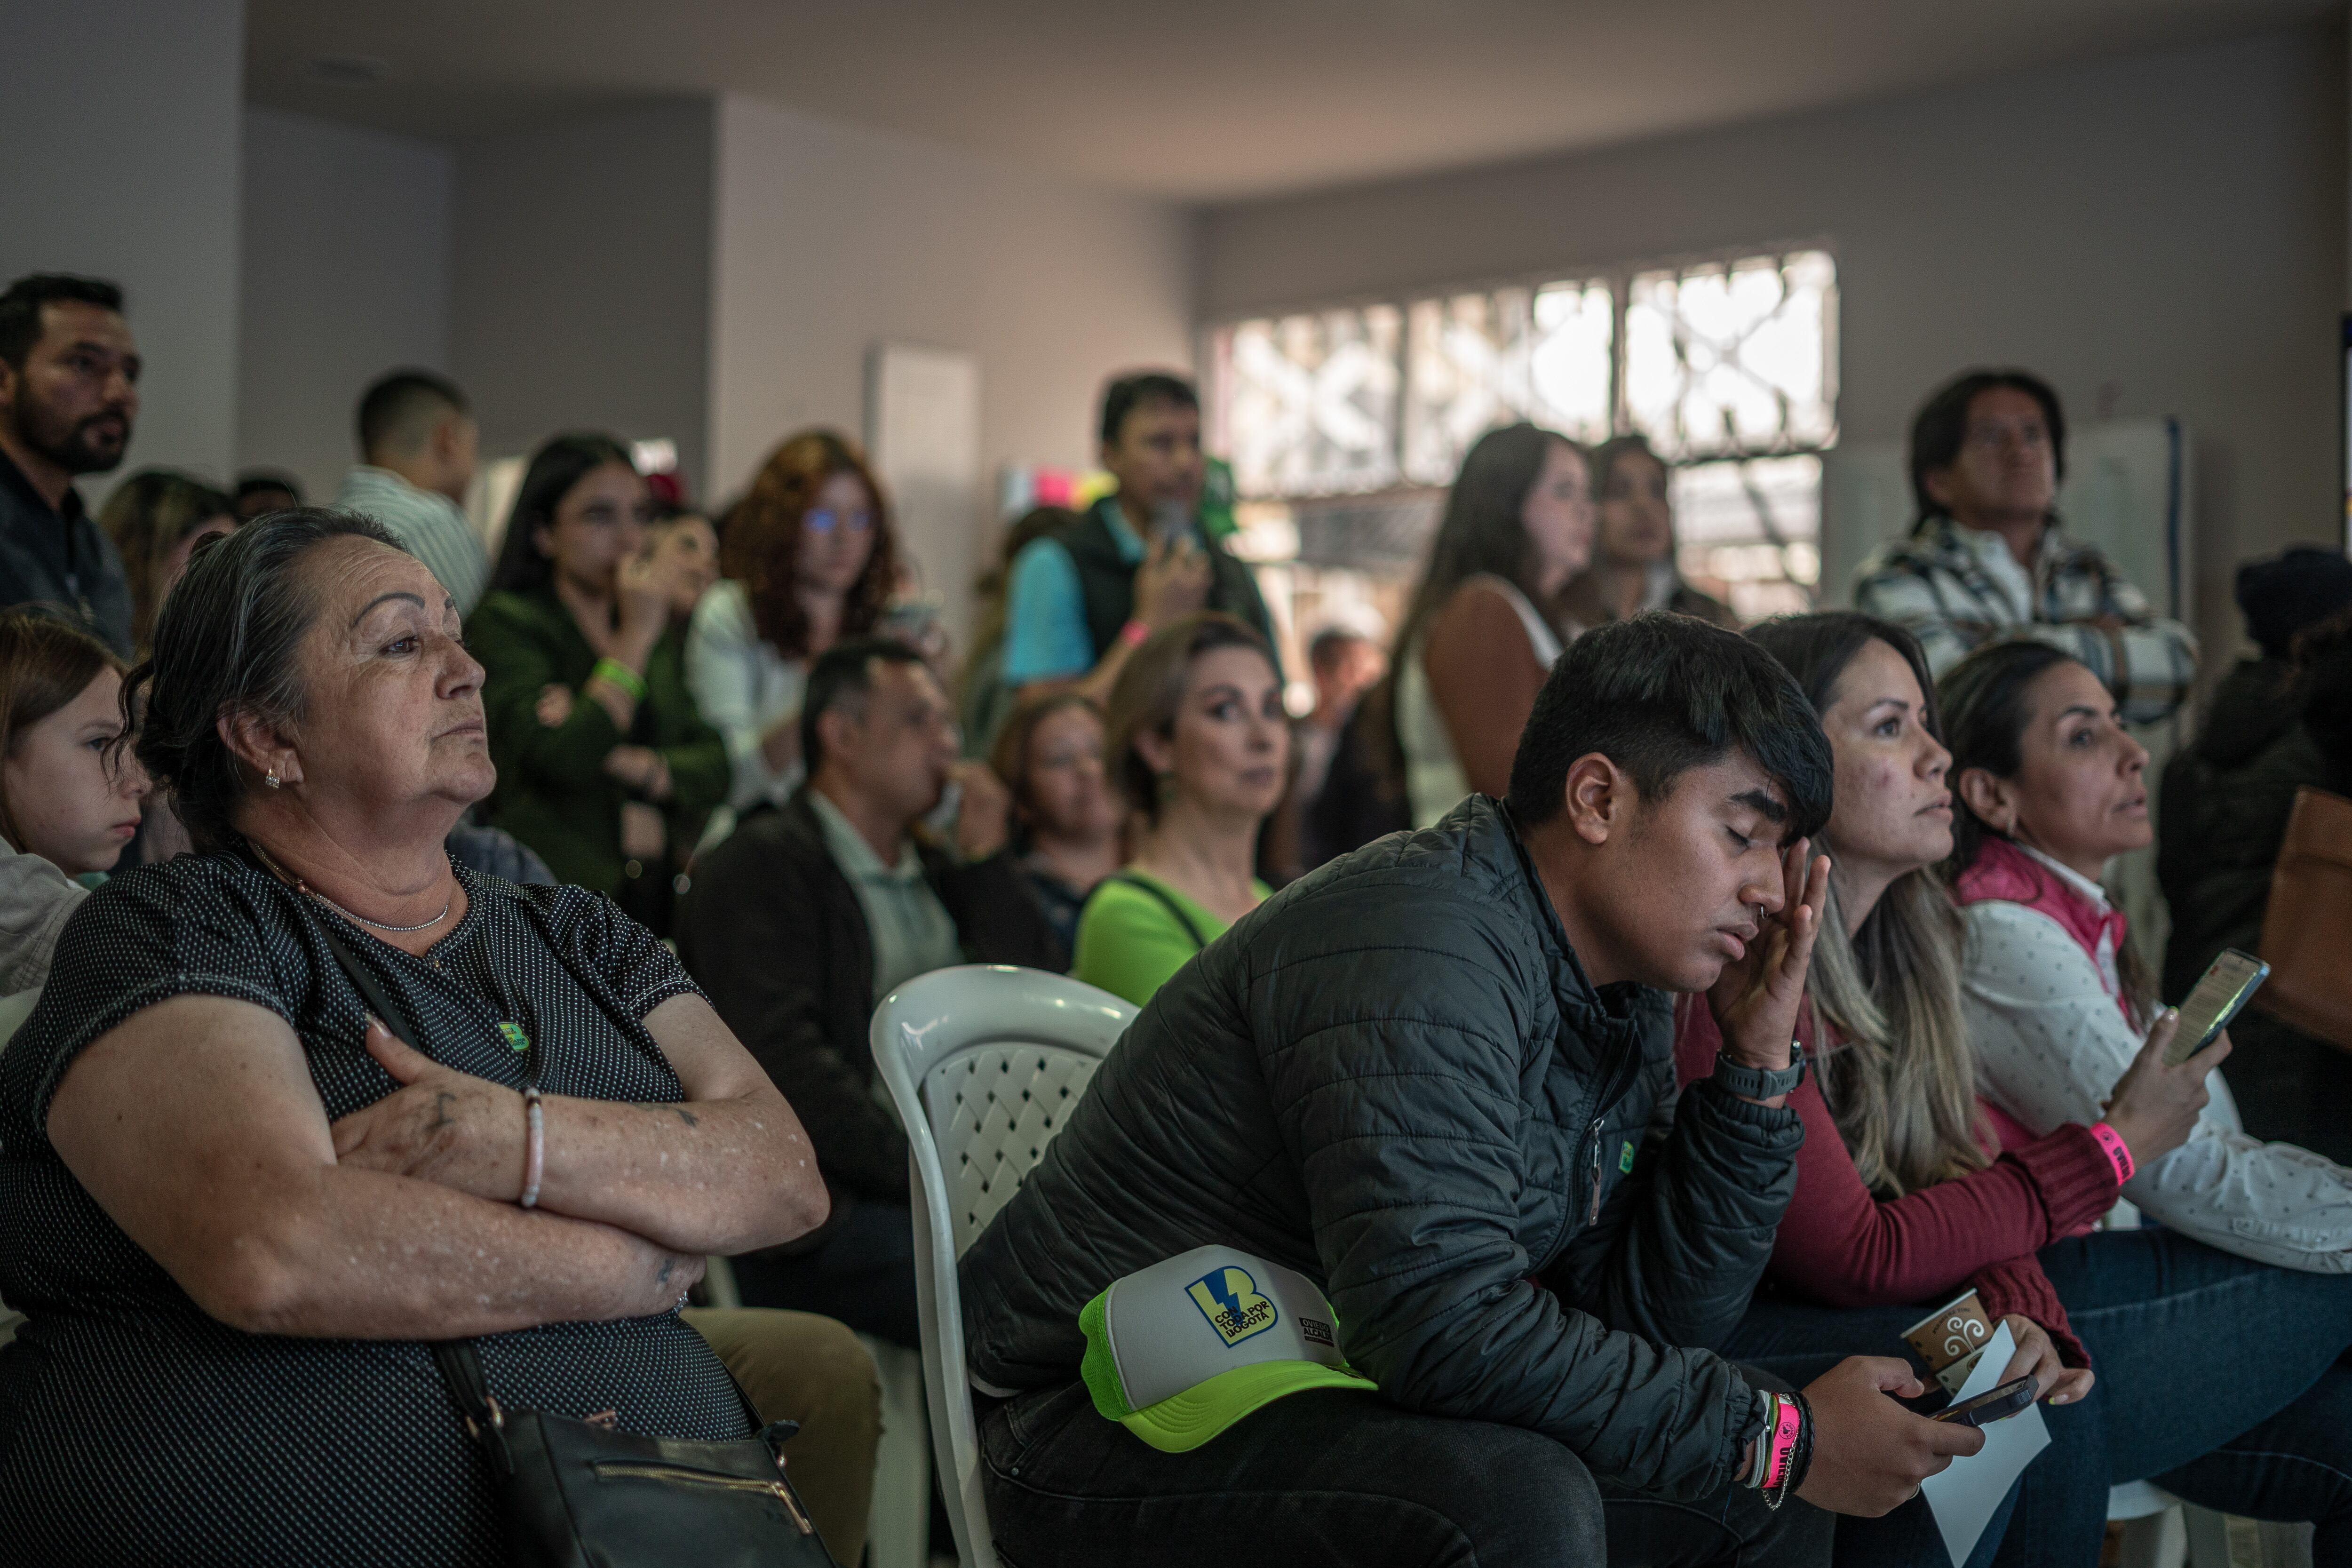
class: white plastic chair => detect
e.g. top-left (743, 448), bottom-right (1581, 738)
top-left (870, 964), bottom-right (1136, 1568)
top-left (2107, 1480), bottom-right (2236, 1568)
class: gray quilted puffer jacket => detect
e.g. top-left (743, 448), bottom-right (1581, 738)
top-left (961, 795), bottom-right (1804, 1499)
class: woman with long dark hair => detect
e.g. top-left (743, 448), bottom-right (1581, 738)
top-left (1931, 638), bottom-right (2352, 1562)
top-left (1381, 423), bottom-right (1593, 829)
top-left (469, 434), bottom-right (725, 928)
top-left (1557, 434), bottom-right (1737, 630)
top-left (686, 430), bottom-right (899, 812)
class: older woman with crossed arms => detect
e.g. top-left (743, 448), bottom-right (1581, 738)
top-left (0, 511), bottom-right (831, 1566)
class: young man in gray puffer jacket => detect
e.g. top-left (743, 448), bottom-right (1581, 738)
top-left (961, 613), bottom-right (1986, 1566)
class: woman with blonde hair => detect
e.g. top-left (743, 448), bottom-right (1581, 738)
top-left (687, 430), bottom-right (900, 812)
top-left (1068, 613), bottom-right (1286, 1006)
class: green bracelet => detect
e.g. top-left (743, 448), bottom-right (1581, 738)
top-left (591, 657), bottom-right (648, 701)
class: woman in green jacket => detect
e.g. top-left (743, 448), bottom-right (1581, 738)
top-left (1070, 613), bottom-right (1287, 1005)
top-left (468, 433), bottom-right (727, 930)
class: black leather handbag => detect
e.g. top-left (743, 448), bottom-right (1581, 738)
top-left (309, 907), bottom-right (838, 1568)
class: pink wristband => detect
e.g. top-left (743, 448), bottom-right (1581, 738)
top-left (2087, 1121), bottom-right (2134, 1186)
top-left (1117, 618), bottom-right (1149, 648)
top-left (1763, 1393), bottom-right (1803, 1490)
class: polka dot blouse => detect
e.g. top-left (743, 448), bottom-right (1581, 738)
top-left (0, 852), bottom-right (750, 1567)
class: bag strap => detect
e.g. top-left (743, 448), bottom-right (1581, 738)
top-left (1107, 871), bottom-right (1208, 952)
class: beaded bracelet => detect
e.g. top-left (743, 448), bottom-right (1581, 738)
top-left (590, 656), bottom-right (649, 702)
top-left (518, 1085), bottom-right (546, 1209)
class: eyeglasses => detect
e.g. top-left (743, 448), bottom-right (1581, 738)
top-left (803, 508), bottom-right (874, 534)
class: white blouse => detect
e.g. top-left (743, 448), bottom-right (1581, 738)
top-left (1961, 846), bottom-right (2352, 1273)
top-left (684, 580), bottom-right (808, 812)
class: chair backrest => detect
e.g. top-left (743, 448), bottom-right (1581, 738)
top-left (869, 964), bottom-right (1135, 1568)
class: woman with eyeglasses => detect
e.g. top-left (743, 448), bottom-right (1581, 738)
top-left (686, 430), bottom-right (902, 814)
top-left (468, 434), bottom-right (727, 934)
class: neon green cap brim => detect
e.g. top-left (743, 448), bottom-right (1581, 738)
top-left (1119, 1359), bottom-right (1379, 1453)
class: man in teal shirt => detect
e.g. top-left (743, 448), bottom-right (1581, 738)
top-left (1001, 372), bottom-right (1274, 706)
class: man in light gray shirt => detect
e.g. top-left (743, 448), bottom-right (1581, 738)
top-left (334, 369), bottom-right (490, 614)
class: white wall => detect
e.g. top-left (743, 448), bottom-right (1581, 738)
top-left (0, 0), bottom-right (245, 490)
top-left (237, 107), bottom-right (454, 501)
top-left (709, 94), bottom-right (1195, 642)
top-left (1200, 24), bottom-right (2348, 658)
top-left (451, 101), bottom-right (716, 497)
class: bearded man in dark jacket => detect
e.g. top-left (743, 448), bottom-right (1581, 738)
top-left (960, 614), bottom-right (1987, 1568)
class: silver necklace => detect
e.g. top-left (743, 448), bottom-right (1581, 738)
top-left (251, 842), bottom-right (453, 934)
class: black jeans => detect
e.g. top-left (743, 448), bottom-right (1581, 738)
top-left (728, 1198), bottom-right (922, 1351)
top-left (978, 1381), bottom-right (1835, 1568)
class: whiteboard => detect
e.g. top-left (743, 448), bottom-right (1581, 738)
top-left (866, 342), bottom-right (982, 648)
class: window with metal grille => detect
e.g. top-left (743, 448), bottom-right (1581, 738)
top-left (1208, 248), bottom-right (1837, 624)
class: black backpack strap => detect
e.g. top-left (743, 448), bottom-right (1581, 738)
top-left (1105, 872), bottom-right (1208, 953)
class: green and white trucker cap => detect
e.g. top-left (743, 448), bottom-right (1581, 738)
top-left (1079, 1244), bottom-right (1377, 1452)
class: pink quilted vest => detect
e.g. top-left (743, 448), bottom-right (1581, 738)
top-left (1951, 836), bottom-right (2131, 1022)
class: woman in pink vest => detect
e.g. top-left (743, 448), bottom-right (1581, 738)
top-left (1941, 638), bottom-right (2352, 1564)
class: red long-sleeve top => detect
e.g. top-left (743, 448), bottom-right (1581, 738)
top-left (1674, 996), bottom-right (2117, 1367)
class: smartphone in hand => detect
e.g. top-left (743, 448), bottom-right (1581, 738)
top-left (2167, 948), bottom-right (2269, 1066)
top-left (1933, 1375), bottom-right (2038, 1428)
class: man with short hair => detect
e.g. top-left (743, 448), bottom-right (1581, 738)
top-left (1854, 368), bottom-right (2196, 724)
top-left (0, 274), bottom-right (140, 655)
top-left (334, 368), bottom-right (490, 614)
top-left (678, 637), bottom-right (1056, 1341)
top-left (231, 470), bottom-right (302, 522)
top-left (1001, 371), bottom-right (1274, 705)
top-left (962, 613), bottom-right (1986, 1566)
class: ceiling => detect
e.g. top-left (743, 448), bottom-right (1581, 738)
top-left (246, 0), bottom-right (2336, 202)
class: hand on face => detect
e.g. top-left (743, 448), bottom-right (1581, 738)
top-left (1706, 837), bottom-right (1831, 1072)
top-left (949, 759), bottom-right (1013, 859)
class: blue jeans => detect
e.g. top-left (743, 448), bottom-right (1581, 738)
top-left (1725, 1230), bottom-right (2352, 1568)
top-left (2020, 1230), bottom-right (2352, 1568)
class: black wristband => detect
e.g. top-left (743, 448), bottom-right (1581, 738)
top-left (1711, 1046), bottom-right (1806, 1101)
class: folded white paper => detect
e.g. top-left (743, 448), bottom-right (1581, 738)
top-left (1916, 1321), bottom-right (2051, 1567)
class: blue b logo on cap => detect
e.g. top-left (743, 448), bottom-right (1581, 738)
top-left (1186, 1266), bottom-right (1279, 1347)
